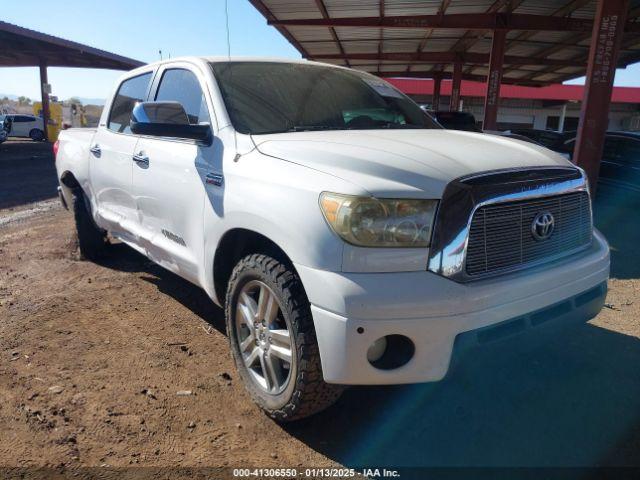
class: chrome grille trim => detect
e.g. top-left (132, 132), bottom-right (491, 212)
top-left (427, 167), bottom-right (591, 282)
top-left (466, 192), bottom-right (592, 277)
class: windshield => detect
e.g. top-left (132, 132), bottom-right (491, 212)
top-left (210, 62), bottom-right (440, 135)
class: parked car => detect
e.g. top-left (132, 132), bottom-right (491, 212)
top-left (428, 110), bottom-right (482, 132)
top-left (564, 131), bottom-right (640, 190)
top-left (2, 113), bottom-right (45, 141)
top-left (427, 111), bottom-right (544, 146)
top-left (484, 129), bottom-right (547, 147)
top-left (509, 128), bottom-right (573, 154)
top-left (54, 57), bottom-right (610, 422)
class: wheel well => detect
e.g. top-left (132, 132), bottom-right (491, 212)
top-left (213, 229), bottom-right (293, 305)
top-left (60, 171), bottom-right (81, 191)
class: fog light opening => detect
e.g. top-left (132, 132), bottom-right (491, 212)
top-left (368, 335), bottom-right (415, 370)
top-left (366, 336), bottom-right (388, 362)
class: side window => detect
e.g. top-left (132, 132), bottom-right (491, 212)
top-left (108, 72), bottom-right (152, 134)
top-left (616, 138), bottom-right (640, 164)
top-left (155, 69), bottom-right (210, 125)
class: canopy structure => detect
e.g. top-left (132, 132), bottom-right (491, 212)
top-left (0, 21), bottom-right (144, 139)
top-left (250, 0), bottom-right (640, 190)
top-left (248, 0), bottom-right (640, 86)
top-left (0, 21), bottom-right (143, 69)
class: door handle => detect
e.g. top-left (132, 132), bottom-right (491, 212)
top-left (132, 152), bottom-right (149, 166)
top-left (89, 144), bottom-right (101, 156)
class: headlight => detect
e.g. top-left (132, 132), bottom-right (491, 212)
top-left (319, 192), bottom-right (438, 247)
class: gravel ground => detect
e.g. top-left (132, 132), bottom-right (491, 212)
top-left (1, 141), bottom-right (639, 473)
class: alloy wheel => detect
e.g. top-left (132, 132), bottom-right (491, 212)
top-left (234, 280), bottom-right (293, 394)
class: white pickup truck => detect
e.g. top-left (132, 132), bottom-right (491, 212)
top-left (55, 57), bottom-right (610, 422)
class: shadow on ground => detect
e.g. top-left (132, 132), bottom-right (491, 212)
top-left (90, 179), bottom-right (640, 472)
top-left (0, 139), bottom-right (57, 209)
top-left (284, 324), bottom-right (640, 470)
top-left (594, 182), bottom-right (640, 279)
top-left (95, 243), bottom-right (226, 336)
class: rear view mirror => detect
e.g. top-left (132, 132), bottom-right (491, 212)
top-left (130, 101), bottom-right (212, 143)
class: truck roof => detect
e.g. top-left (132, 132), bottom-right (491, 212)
top-left (125, 55), bottom-right (350, 77)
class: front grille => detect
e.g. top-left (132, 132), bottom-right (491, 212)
top-left (466, 192), bottom-right (592, 276)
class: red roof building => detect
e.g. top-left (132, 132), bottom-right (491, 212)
top-left (386, 78), bottom-right (640, 104)
top-left (386, 78), bottom-right (640, 132)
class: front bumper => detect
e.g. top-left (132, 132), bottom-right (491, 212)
top-left (296, 230), bottom-right (610, 385)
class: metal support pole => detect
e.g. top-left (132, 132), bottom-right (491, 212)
top-left (482, 29), bottom-right (506, 131)
top-left (39, 60), bottom-right (50, 142)
top-left (574, 0), bottom-right (629, 193)
top-left (432, 76), bottom-right (442, 110)
top-left (449, 62), bottom-right (462, 112)
top-left (558, 103), bottom-right (567, 133)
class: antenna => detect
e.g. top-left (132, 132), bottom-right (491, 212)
top-left (159, 50), bottom-right (163, 60)
top-left (224, 0), bottom-right (239, 161)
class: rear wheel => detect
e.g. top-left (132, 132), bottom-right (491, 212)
top-left (29, 129), bottom-right (44, 141)
top-left (225, 254), bottom-right (343, 422)
top-left (72, 191), bottom-right (106, 260)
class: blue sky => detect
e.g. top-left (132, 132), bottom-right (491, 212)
top-left (1, 0), bottom-right (639, 101)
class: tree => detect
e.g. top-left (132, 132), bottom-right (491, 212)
top-left (17, 96), bottom-right (31, 106)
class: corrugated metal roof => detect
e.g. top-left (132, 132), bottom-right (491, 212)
top-left (249, 0), bottom-right (640, 86)
top-left (0, 21), bottom-right (143, 70)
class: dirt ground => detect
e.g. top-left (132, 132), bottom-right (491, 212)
top-left (1, 140), bottom-right (640, 473)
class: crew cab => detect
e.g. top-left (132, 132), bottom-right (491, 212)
top-left (54, 57), bottom-right (610, 421)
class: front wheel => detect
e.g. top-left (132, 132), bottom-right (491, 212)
top-left (225, 254), bottom-right (343, 422)
top-left (29, 129), bottom-right (44, 141)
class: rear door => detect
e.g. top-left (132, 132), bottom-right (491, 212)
top-left (131, 63), bottom-right (217, 283)
top-left (90, 71), bottom-right (153, 243)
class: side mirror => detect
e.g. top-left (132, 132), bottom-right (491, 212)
top-left (130, 101), bottom-right (212, 143)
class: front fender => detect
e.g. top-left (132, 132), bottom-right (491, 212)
top-left (200, 149), bottom-right (362, 304)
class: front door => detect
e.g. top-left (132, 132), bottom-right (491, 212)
top-left (132, 65), bottom-right (216, 283)
top-left (90, 71), bottom-right (153, 244)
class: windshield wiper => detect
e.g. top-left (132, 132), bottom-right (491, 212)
top-left (288, 125), bottom-right (348, 132)
top-left (380, 122), bottom-right (424, 129)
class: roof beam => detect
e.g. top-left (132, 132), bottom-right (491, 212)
top-left (417, 0), bottom-right (451, 57)
top-left (314, 0), bottom-right (350, 67)
top-left (519, 6), bottom-right (640, 81)
top-left (500, 0), bottom-right (594, 75)
top-left (248, 0), bottom-right (313, 59)
top-left (270, 13), bottom-right (601, 32)
top-left (312, 51), bottom-right (586, 67)
top-left (452, 0), bottom-right (524, 56)
top-left (505, 0), bottom-right (593, 50)
top-left (372, 70), bottom-right (548, 86)
top-left (408, 0), bottom-right (451, 73)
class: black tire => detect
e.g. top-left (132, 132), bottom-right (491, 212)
top-left (29, 129), bottom-right (44, 141)
top-left (225, 254), bottom-right (343, 422)
top-left (72, 191), bottom-right (106, 261)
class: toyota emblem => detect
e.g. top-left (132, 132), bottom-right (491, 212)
top-left (531, 211), bottom-right (555, 241)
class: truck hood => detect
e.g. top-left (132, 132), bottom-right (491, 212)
top-left (252, 129), bottom-right (575, 198)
